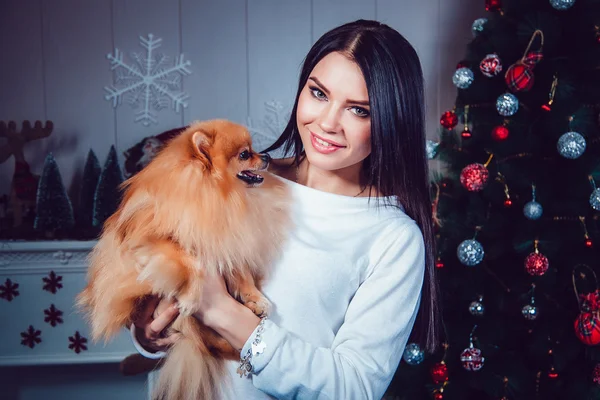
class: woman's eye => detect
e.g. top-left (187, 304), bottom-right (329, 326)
top-left (239, 150), bottom-right (251, 160)
top-left (309, 87), bottom-right (327, 100)
top-left (351, 107), bottom-right (370, 118)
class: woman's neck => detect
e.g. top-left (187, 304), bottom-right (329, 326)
top-left (296, 158), bottom-right (370, 197)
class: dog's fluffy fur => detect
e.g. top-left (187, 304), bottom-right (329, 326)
top-left (77, 119), bottom-right (290, 400)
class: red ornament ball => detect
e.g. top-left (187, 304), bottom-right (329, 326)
top-left (431, 362), bottom-right (449, 384)
top-left (460, 346), bottom-right (485, 371)
top-left (574, 311), bottom-right (600, 345)
top-left (440, 111), bottom-right (458, 129)
top-left (585, 238), bottom-right (593, 248)
top-left (504, 198), bottom-right (512, 207)
top-left (485, 0), bottom-right (502, 11)
top-left (435, 259), bottom-right (445, 269)
top-left (460, 163), bottom-right (489, 192)
top-left (505, 62), bottom-right (534, 92)
top-left (548, 367), bottom-right (559, 379)
top-left (480, 53), bottom-right (502, 78)
top-left (593, 363), bottom-right (600, 385)
top-left (492, 125), bottom-right (509, 141)
top-left (434, 393), bottom-right (444, 400)
top-left (524, 252), bottom-right (549, 276)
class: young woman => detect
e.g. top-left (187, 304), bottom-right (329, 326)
top-left (131, 19), bottom-right (441, 399)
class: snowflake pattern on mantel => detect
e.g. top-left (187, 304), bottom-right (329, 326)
top-left (104, 34), bottom-right (192, 126)
top-left (247, 100), bottom-right (291, 156)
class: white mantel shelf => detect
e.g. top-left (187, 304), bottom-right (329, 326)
top-left (0, 240), bottom-right (136, 367)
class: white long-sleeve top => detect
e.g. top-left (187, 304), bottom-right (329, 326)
top-left (131, 176), bottom-right (425, 400)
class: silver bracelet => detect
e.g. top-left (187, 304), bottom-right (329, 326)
top-left (237, 316), bottom-right (268, 378)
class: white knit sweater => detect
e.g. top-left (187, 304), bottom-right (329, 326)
top-left (131, 176), bottom-right (425, 400)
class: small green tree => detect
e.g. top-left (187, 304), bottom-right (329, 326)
top-left (34, 153), bottom-right (75, 235)
top-left (78, 149), bottom-right (101, 228)
top-left (93, 145), bottom-right (124, 227)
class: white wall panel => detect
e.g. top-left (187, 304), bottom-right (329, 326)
top-left (312, 0), bottom-right (376, 43)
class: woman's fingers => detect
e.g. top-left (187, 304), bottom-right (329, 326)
top-left (132, 295), bottom-right (161, 327)
top-left (146, 304), bottom-right (180, 340)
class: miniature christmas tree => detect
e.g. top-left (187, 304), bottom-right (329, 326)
top-left (34, 153), bottom-right (75, 235)
top-left (77, 149), bottom-right (101, 228)
top-left (93, 145), bottom-right (123, 227)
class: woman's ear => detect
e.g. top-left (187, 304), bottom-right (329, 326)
top-left (191, 130), bottom-right (213, 169)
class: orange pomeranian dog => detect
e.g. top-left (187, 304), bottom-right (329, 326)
top-left (76, 119), bottom-right (290, 400)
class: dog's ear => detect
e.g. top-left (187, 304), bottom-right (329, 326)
top-left (191, 129), bottom-right (213, 168)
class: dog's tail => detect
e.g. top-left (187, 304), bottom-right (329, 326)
top-left (152, 320), bottom-right (228, 400)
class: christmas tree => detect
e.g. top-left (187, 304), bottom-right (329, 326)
top-left (388, 1), bottom-right (600, 399)
top-left (77, 149), bottom-right (101, 228)
top-left (33, 153), bottom-right (75, 236)
top-left (93, 145), bottom-right (124, 227)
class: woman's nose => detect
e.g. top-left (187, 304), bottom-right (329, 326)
top-left (317, 104), bottom-right (342, 134)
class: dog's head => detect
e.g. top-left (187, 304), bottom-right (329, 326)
top-left (187, 119), bottom-right (271, 187)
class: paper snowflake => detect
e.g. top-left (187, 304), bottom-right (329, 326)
top-left (104, 33), bottom-right (192, 126)
top-left (21, 325), bottom-right (42, 349)
top-left (44, 304), bottom-right (64, 327)
top-left (247, 100), bottom-right (291, 155)
top-left (0, 278), bottom-right (19, 301)
top-left (68, 331), bottom-right (88, 354)
top-left (42, 271), bottom-right (63, 294)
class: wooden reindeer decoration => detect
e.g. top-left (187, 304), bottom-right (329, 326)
top-left (0, 120), bottom-right (54, 228)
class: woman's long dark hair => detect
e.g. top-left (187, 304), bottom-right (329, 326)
top-left (264, 19), bottom-right (441, 353)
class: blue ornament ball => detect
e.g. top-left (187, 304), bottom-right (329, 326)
top-left (472, 18), bottom-right (487, 36)
top-left (496, 93), bottom-right (519, 116)
top-left (453, 67), bottom-right (474, 89)
top-left (590, 188), bottom-right (600, 211)
top-left (457, 239), bottom-right (484, 266)
top-left (426, 140), bottom-right (439, 160)
top-left (549, 0), bottom-right (575, 10)
top-left (557, 131), bottom-right (586, 159)
top-left (523, 201), bottom-right (543, 220)
top-left (402, 343), bottom-right (425, 365)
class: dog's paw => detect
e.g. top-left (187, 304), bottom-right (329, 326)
top-left (175, 292), bottom-right (200, 317)
top-left (244, 295), bottom-right (271, 318)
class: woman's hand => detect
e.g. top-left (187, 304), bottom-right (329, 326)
top-left (132, 295), bottom-right (181, 353)
top-left (191, 271), bottom-right (235, 327)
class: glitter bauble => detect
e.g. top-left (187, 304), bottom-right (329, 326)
top-left (402, 343), bottom-right (424, 365)
top-left (440, 111), bottom-right (458, 129)
top-left (557, 131), bottom-right (586, 159)
top-left (523, 201), bottom-right (543, 220)
top-left (460, 346), bottom-right (485, 371)
top-left (469, 300), bottom-right (485, 316)
top-left (427, 140), bottom-right (439, 160)
top-left (431, 362), bottom-right (449, 384)
top-left (472, 18), bottom-right (488, 36)
top-left (453, 67), bottom-right (474, 89)
top-left (574, 312), bottom-right (600, 345)
top-left (496, 93), bottom-right (519, 116)
top-left (457, 239), bottom-right (485, 266)
top-left (491, 125), bottom-right (509, 141)
top-left (505, 62), bottom-right (535, 92)
top-left (522, 304), bottom-right (539, 320)
top-left (550, 0), bottom-right (575, 10)
top-left (525, 252), bottom-right (549, 276)
top-left (590, 188), bottom-right (600, 210)
top-left (480, 53), bottom-right (502, 77)
top-left (460, 163), bottom-right (489, 192)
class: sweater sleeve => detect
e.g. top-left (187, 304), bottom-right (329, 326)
top-left (241, 221), bottom-right (426, 400)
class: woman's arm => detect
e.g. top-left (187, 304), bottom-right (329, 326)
top-left (206, 221), bottom-right (426, 400)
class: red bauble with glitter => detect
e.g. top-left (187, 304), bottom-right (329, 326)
top-left (524, 252), bottom-right (549, 276)
top-left (460, 346), bottom-right (485, 371)
top-left (485, 0), bottom-right (502, 11)
top-left (480, 54), bottom-right (502, 78)
top-left (440, 111), bottom-right (458, 129)
top-left (434, 393), bottom-right (444, 400)
top-left (460, 163), bottom-right (489, 192)
top-left (492, 125), bottom-right (509, 141)
top-left (593, 363), bottom-right (600, 385)
top-left (431, 362), bottom-right (449, 384)
top-left (574, 311), bottom-right (600, 345)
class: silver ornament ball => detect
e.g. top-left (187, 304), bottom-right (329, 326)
top-left (453, 67), bottom-right (474, 89)
top-left (590, 188), bottom-right (600, 211)
top-left (426, 140), bottom-right (439, 160)
top-left (549, 0), bottom-right (575, 10)
top-left (472, 18), bottom-right (488, 36)
top-left (496, 93), bottom-right (519, 116)
top-left (557, 131), bottom-right (586, 159)
top-left (457, 239), bottom-right (485, 266)
top-left (469, 300), bottom-right (485, 316)
top-left (522, 304), bottom-right (538, 320)
top-left (523, 201), bottom-right (543, 220)
top-left (402, 343), bottom-right (424, 365)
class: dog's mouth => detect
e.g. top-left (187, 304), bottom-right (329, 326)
top-left (236, 170), bottom-right (264, 186)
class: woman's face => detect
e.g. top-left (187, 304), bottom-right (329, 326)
top-left (296, 52), bottom-right (372, 173)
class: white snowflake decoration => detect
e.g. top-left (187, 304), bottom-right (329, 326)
top-left (104, 34), bottom-right (192, 126)
top-left (246, 100), bottom-right (291, 156)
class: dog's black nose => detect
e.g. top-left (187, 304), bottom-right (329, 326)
top-left (259, 153), bottom-right (272, 163)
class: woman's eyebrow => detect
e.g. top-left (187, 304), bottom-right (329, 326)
top-left (308, 76), bottom-right (369, 106)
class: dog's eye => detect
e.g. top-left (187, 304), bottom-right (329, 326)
top-left (239, 150), bottom-right (251, 160)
